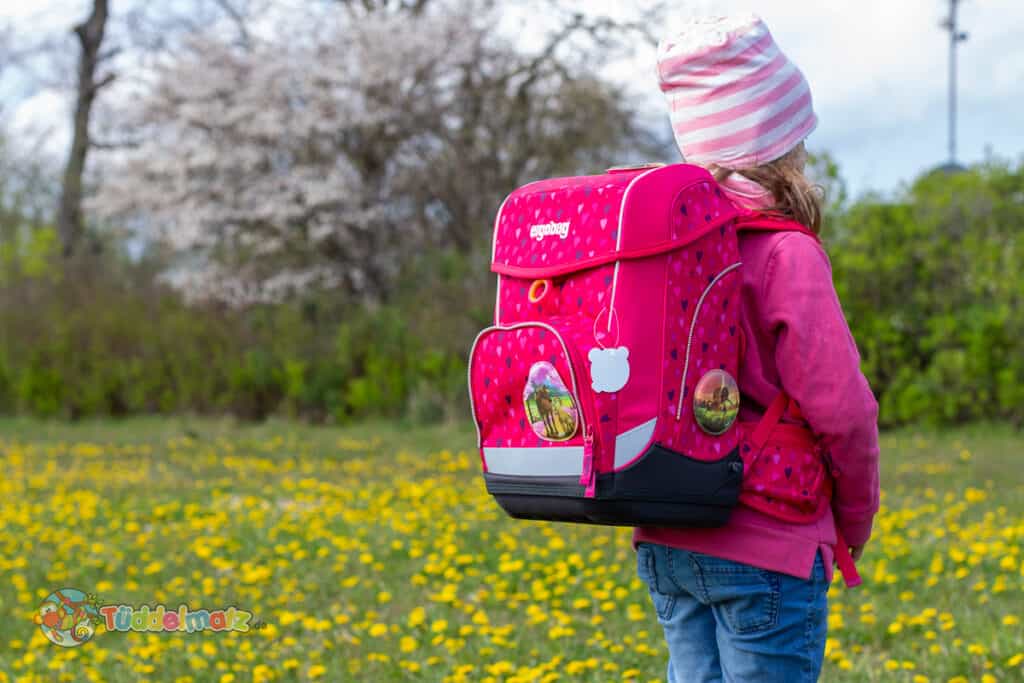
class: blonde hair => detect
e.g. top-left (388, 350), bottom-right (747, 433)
top-left (711, 144), bottom-right (824, 234)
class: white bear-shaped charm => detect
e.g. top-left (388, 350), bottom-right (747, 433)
top-left (588, 346), bottom-right (630, 393)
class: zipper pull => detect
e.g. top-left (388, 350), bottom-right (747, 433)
top-left (580, 425), bottom-right (596, 498)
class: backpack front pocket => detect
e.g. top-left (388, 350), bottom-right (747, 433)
top-left (469, 317), bottom-right (742, 527)
top-left (468, 320), bottom-right (602, 489)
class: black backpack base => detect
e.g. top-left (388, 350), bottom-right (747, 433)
top-left (483, 443), bottom-right (743, 527)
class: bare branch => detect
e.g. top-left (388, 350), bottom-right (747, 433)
top-left (57, 0), bottom-right (111, 258)
top-left (212, 0), bottom-right (252, 48)
top-left (90, 0), bottom-right (652, 303)
top-left (88, 72), bottom-right (116, 97)
top-left (89, 137), bottom-right (142, 151)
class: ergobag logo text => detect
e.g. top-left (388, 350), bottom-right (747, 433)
top-left (528, 221), bottom-right (570, 241)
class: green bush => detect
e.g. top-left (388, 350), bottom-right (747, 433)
top-left (0, 158), bottom-right (1020, 426)
top-left (830, 158), bottom-right (1024, 426)
top-left (15, 351), bottom-right (64, 418)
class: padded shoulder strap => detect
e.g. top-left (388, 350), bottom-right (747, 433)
top-left (734, 212), bottom-right (820, 242)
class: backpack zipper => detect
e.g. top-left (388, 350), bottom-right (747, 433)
top-left (675, 262), bottom-right (742, 420)
top-left (562, 341), bottom-right (600, 498)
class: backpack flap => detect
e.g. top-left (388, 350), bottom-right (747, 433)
top-left (490, 164), bottom-right (740, 279)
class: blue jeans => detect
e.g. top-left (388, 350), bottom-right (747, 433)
top-left (635, 542), bottom-right (829, 683)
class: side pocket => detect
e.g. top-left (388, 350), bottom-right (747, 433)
top-left (737, 426), bottom-right (829, 521)
top-left (636, 543), bottom-right (653, 584)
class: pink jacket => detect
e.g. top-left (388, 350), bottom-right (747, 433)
top-left (633, 228), bottom-right (881, 582)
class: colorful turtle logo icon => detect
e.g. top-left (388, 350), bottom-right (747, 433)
top-left (35, 588), bottom-right (102, 647)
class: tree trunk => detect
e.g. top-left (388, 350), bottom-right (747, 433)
top-left (57, 0), bottom-right (111, 258)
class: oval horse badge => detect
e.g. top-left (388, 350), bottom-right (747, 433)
top-left (693, 369), bottom-right (740, 435)
top-left (523, 362), bottom-right (579, 441)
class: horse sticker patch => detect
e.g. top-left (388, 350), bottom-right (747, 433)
top-left (523, 362), bottom-right (579, 441)
top-left (693, 369), bottom-right (740, 435)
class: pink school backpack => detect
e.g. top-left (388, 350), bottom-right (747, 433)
top-left (467, 163), bottom-right (860, 583)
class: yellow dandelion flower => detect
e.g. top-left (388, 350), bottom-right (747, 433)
top-left (626, 604), bottom-right (647, 622)
top-left (487, 662), bottom-right (514, 676)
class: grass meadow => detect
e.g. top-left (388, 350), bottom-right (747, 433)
top-left (0, 417), bottom-right (1022, 682)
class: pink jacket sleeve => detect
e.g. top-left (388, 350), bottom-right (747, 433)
top-left (762, 232), bottom-right (881, 547)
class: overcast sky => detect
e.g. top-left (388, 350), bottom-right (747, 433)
top-left (3, 0), bottom-right (1022, 198)
top-left (625, 0), bottom-right (1024, 195)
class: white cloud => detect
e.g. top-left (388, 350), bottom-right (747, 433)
top-left (3, 0), bottom-right (1022, 196)
top-left (604, 0), bottom-right (1024, 193)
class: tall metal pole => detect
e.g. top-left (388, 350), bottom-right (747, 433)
top-left (949, 0), bottom-right (957, 164)
top-left (943, 0), bottom-right (969, 166)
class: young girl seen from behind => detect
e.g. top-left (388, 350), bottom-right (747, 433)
top-left (634, 15), bottom-right (880, 682)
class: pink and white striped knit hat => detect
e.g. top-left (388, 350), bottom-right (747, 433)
top-left (657, 14), bottom-right (817, 170)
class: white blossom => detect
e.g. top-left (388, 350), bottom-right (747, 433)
top-left (91, 4), bottom-right (482, 303)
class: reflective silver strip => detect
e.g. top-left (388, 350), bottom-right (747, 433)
top-left (675, 262), bottom-right (742, 419)
top-left (613, 417), bottom-right (658, 469)
top-left (494, 274), bottom-right (502, 324)
top-left (607, 166), bottom-right (664, 328)
top-left (490, 192), bottom-right (515, 262)
top-left (484, 418), bottom-right (658, 477)
top-left (484, 446), bottom-right (584, 476)
top-left (615, 166), bottom-right (664, 252)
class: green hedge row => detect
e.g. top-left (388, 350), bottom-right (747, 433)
top-left (0, 239), bottom-right (476, 424)
top-left (829, 159), bottom-right (1024, 425)
top-left (0, 159), bottom-right (1021, 426)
